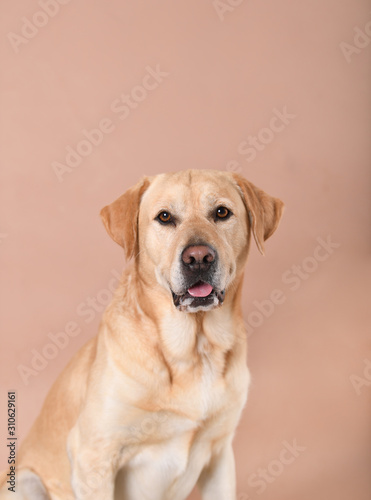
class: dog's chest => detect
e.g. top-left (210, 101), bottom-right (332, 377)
top-left (151, 312), bottom-right (247, 421)
top-left (112, 314), bottom-right (248, 499)
top-left (135, 336), bottom-right (235, 433)
top-left (116, 347), bottom-right (246, 500)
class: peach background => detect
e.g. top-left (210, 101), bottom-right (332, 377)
top-left (1, 1), bottom-right (370, 499)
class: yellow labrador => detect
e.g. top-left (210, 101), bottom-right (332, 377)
top-left (0, 170), bottom-right (283, 500)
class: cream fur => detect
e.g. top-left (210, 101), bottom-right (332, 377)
top-left (0, 170), bottom-right (283, 500)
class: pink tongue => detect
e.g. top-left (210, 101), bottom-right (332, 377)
top-left (187, 282), bottom-right (213, 298)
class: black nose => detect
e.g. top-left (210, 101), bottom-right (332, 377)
top-left (181, 245), bottom-right (216, 272)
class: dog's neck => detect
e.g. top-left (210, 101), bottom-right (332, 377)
top-left (106, 262), bottom-right (246, 379)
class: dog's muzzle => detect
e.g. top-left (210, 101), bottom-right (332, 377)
top-left (171, 244), bottom-right (226, 312)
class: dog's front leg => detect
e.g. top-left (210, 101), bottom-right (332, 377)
top-left (197, 441), bottom-right (236, 500)
top-left (67, 423), bottom-right (117, 500)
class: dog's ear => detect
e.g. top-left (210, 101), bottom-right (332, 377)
top-left (100, 177), bottom-right (150, 260)
top-left (232, 173), bottom-right (284, 255)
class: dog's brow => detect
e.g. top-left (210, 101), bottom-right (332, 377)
top-left (152, 199), bottom-right (186, 215)
top-left (201, 192), bottom-right (235, 208)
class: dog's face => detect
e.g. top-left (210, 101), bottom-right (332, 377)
top-left (138, 171), bottom-right (251, 312)
top-left (101, 170), bottom-right (284, 313)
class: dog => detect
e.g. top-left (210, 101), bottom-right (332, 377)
top-left (0, 169), bottom-right (284, 500)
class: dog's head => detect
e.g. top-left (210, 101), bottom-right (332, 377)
top-left (100, 170), bottom-right (284, 313)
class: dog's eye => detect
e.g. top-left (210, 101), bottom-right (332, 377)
top-left (215, 206), bottom-right (231, 220)
top-left (156, 211), bottom-right (173, 224)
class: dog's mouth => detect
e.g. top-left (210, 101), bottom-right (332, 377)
top-left (171, 281), bottom-right (225, 312)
